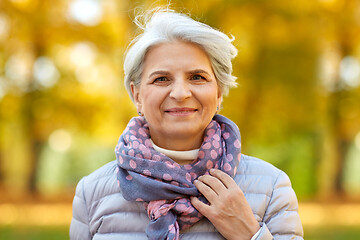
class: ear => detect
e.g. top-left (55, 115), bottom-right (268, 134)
top-left (130, 82), bottom-right (142, 113)
top-left (217, 88), bottom-right (223, 111)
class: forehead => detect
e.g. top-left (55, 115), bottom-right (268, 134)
top-left (142, 41), bottom-right (212, 71)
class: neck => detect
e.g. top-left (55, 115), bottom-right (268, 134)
top-left (150, 131), bottom-right (203, 151)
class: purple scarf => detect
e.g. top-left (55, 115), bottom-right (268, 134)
top-left (115, 114), bottom-right (241, 240)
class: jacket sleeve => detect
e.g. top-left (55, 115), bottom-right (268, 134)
top-left (256, 171), bottom-right (304, 240)
top-left (70, 177), bottom-right (92, 240)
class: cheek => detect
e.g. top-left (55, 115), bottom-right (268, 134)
top-left (201, 87), bottom-right (220, 106)
top-left (140, 88), bottom-right (166, 109)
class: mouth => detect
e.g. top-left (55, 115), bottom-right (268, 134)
top-left (164, 107), bottom-right (198, 116)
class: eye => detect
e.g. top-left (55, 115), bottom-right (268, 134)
top-left (191, 74), bottom-right (206, 81)
top-left (153, 76), bottom-right (168, 83)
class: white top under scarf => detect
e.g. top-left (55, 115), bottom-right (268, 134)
top-left (150, 139), bottom-right (199, 165)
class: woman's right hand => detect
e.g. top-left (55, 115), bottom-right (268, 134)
top-left (191, 169), bottom-right (259, 240)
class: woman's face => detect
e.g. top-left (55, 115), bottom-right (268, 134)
top-left (131, 41), bottom-right (222, 150)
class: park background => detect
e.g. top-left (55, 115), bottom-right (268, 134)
top-left (0, 0), bottom-right (360, 239)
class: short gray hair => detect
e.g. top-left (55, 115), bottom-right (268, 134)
top-left (124, 8), bottom-right (238, 102)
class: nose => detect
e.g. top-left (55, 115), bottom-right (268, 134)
top-left (169, 79), bottom-right (191, 101)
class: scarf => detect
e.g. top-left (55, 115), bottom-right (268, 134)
top-left (115, 114), bottom-right (241, 240)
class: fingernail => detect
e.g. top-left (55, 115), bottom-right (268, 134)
top-left (210, 168), bottom-right (215, 174)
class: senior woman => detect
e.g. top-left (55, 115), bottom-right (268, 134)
top-left (70, 8), bottom-right (303, 240)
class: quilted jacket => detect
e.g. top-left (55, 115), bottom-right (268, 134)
top-left (70, 154), bottom-right (304, 239)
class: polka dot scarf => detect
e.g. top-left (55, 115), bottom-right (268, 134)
top-left (115, 114), bottom-right (241, 240)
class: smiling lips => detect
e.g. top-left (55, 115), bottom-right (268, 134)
top-left (164, 107), bottom-right (198, 116)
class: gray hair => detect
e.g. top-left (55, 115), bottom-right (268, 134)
top-left (124, 8), bottom-right (238, 102)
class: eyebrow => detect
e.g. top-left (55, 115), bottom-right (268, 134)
top-left (187, 69), bottom-right (211, 76)
top-left (148, 69), bottom-right (211, 78)
top-left (148, 71), bottom-right (170, 78)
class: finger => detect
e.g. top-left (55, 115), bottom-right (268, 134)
top-left (197, 175), bottom-right (227, 196)
top-left (209, 169), bottom-right (238, 189)
top-left (193, 179), bottom-right (218, 203)
top-left (190, 196), bottom-right (211, 217)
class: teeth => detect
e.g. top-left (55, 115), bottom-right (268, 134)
top-left (172, 110), bottom-right (194, 112)
top-left (165, 109), bottom-right (197, 113)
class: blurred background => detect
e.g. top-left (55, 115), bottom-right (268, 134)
top-left (0, 0), bottom-right (360, 239)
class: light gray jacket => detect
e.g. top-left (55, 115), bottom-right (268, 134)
top-left (70, 155), bottom-right (304, 239)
